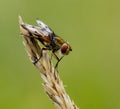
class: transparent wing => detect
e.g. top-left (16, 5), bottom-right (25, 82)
top-left (36, 19), bottom-right (53, 36)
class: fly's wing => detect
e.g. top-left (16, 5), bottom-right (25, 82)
top-left (20, 23), bottom-right (51, 43)
top-left (36, 19), bottom-right (53, 36)
top-left (20, 19), bottom-right (55, 46)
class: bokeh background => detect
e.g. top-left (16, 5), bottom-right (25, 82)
top-left (0, 0), bottom-right (120, 109)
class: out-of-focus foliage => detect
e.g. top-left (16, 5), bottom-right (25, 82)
top-left (0, 0), bottom-right (120, 109)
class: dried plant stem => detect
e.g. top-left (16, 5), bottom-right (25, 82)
top-left (18, 16), bottom-right (79, 109)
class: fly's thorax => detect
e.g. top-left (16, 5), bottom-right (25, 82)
top-left (60, 42), bottom-right (72, 55)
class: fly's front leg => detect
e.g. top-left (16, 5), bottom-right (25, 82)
top-left (55, 56), bottom-right (64, 69)
top-left (53, 52), bottom-right (64, 69)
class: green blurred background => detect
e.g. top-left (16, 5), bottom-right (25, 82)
top-left (0, 0), bottom-right (120, 109)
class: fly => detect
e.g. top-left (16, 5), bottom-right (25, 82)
top-left (20, 19), bottom-right (72, 68)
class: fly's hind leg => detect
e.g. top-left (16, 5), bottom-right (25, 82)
top-left (33, 47), bottom-right (49, 64)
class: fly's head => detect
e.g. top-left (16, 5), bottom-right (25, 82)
top-left (60, 42), bottom-right (72, 55)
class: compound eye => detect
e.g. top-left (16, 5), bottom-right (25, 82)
top-left (61, 43), bottom-right (69, 55)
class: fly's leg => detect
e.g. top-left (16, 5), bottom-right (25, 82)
top-left (52, 53), bottom-right (63, 79)
top-left (53, 53), bottom-right (64, 69)
top-left (33, 47), bottom-right (49, 64)
top-left (33, 48), bottom-right (43, 64)
top-left (55, 56), bottom-right (64, 69)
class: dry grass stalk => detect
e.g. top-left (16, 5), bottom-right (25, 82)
top-left (18, 16), bottom-right (79, 109)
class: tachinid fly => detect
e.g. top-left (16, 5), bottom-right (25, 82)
top-left (20, 19), bottom-right (72, 68)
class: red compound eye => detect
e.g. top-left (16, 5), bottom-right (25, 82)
top-left (61, 43), bottom-right (72, 55)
